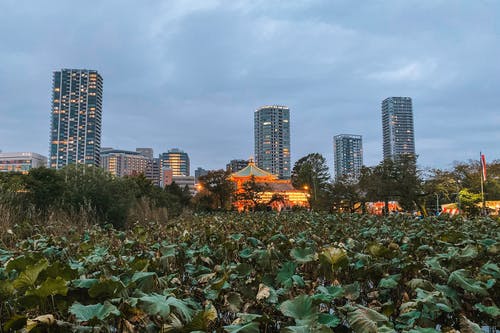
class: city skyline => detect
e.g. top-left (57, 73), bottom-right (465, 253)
top-left (1, 1), bottom-right (499, 173)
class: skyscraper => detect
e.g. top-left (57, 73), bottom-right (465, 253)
top-left (49, 69), bottom-right (103, 169)
top-left (333, 134), bottom-right (363, 181)
top-left (254, 105), bottom-right (291, 179)
top-left (160, 148), bottom-right (190, 176)
top-left (382, 97), bottom-right (415, 160)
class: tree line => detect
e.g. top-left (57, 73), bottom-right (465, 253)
top-left (0, 165), bottom-right (191, 228)
top-left (1, 155), bottom-right (498, 228)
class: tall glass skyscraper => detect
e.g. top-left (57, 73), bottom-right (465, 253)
top-left (49, 69), bottom-right (103, 169)
top-left (333, 134), bottom-right (363, 181)
top-left (254, 105), bottom-right (290, 179)
top-left (382, 97), bottom-right (415, 160)
top-left (160, 148), bottom-right (190, 176)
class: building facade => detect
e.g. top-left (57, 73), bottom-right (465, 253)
top-left (194, 167), bottom-right (209, 182)
top-left (101, 149), bottom-right (149, 177)
top-left (382, 97), bottom-right (415, 160)
top-left (334, 134), bottom-right (363, 181)
top-left (254, 105), bottom-right (291, 179)
top-left (160, 148), bottom-right (190, 176)
top-left (136, 148), bottom-right (153, 160)
top-left (145, 158), bottom-right (161, 186)
top-left (226, 159), bottom-right (248, 173)
top-left (49, 69), bottom-right (103, 169)
top-left (0, 152), bottom-right (47, 174)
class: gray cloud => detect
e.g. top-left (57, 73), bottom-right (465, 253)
top-left (1, 0), bottom-right (499, 174)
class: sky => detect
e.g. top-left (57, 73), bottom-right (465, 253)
top-left (1, 0), bottom-right (499, 174)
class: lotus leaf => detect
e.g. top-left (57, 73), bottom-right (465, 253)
top-left (69, 301), bottom-right (120, 322)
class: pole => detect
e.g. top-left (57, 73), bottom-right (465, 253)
top-left (436, 193), bottom-right (439, 216)
top-left (480, 152), bottom-right (486, 215)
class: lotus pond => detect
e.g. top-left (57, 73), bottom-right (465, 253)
top-left (0, 213), bottom-right (499, 332)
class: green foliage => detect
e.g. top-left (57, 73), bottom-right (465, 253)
top-left (291, 153), bottom-right (331, 210)
top-left (0, 212), bottom-right (498, 331)
top-left (69, 301), bottom-right (121, 322)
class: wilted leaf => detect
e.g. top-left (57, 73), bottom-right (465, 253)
top-left (320, 247), bottom-right (348, 271)
top-left (345, 305), bottom-right (394, 333)
top-left (13, 259), bottom-right (49, 290)
top-left (225, 292), bottom-right (243, 312)
top-left (459, 315), bottom-right (483, 333)
top-left (26, 276), bottom-right (68, 298)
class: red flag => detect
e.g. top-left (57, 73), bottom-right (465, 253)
top-left (481, 154), bottom-right (487, 181)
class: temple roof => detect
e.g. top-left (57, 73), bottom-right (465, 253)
top-left (231, 161), bottom-right (277, 179)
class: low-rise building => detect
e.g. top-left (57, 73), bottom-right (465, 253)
top-left (0, 152), bottom-right (47, 174)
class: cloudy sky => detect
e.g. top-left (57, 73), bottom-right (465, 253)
top-left (1, 0), bottom-right (499, 173)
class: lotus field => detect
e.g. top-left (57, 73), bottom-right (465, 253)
top-left (0, 213), bottom-right (499, 332)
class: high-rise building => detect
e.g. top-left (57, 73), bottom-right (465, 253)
top-left (254, 105), bottom-right (291, 179)
top-left (146, 158), bottom-right (161, 187)
top-left (0, 152), bottom-right (47, 174)
top-left (226, 159), bottom-right (248, 173)
top-left (382, 97), bottom-right (415, 160)
top-left (101, 149), bottom-right (149, 177)
top-left (160, 148), bottom-right (190, 176)
top-left (49, 69), bottom-right (103, 169)
top-left (333, 134), bottom-right (363, 181)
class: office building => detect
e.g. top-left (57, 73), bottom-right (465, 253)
top-left (0, 152), bottom-right (47, 174)
top-left (333, 134), bottom-right (363, 181)
top-left (254, 105), bottom-right (291, 179)
top-left (146, 158), bottom-right (161, 186)
top-left (226, 159), bottom-right (248, 173)
top-left (49, 69), bottom-right (103, 169)
top-left (160, 148), bottom-right (190, 176)
top-left (194, 167), bottom-right (209, 182)
top-left (101, 149), bottom-right (149, 177)
top-left (382, 97), bottom-right (415, 160)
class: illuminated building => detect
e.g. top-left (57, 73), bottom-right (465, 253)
top-left (334, 134), bottom-right (363, 180)
top-left (382, 97), bottom-right (415, 160)
top-left (160, 148), bottom-right (190, 176)
top-left (229, 160), bottom-right (308, 211)
top-left (49, 69), bottom-right (103, 169)
top-left (100, 149), bottom-right (149, 177)
top-left (0, 152), bottom-right (47, 174)
top-left (254, 105), bottom-right (291, 179)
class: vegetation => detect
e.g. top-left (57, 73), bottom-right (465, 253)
top-left (0, 212), bottom-right (499, 332)
top-left (0, 166), bottom-right (191, 229)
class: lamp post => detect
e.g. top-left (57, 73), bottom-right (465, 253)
top-left (436, 193), bottom-right (440, 216)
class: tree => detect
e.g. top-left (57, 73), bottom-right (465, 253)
top-left (291, 153), bottom-right (331, 209)
top-left (24, 167), bottom-right (65, 214)
top-left (197, 170), bottom-right (234, 210)
top-left (235, 175), bottom-right (268, 211)
top-left (458, 188), bottom-right (482, 216)
top-left (358, 155), bottom-right (422, 215)
top-left (331, 176), bottom-right (361, 213)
